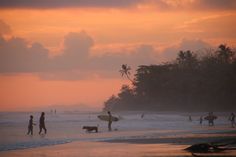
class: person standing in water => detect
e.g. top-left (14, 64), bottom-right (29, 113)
top-left (230, 113), bottom-right (235, 128)
top-left (189, 115), bottom-right (192, 122)
top-left (27, 115), bottom-right (36, 135)
top-left (39, 112), bottom-right (47, 134)
top-left (200, 116), bottom-right (203, 125)
top-left (207, 112), bottom-right (215, 126)
top-left (108, 111), bottom-right (112, 131)
top-left (141, 113), bottom-right (144, 119)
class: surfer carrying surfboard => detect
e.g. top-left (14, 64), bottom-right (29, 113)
top-left (108, 111), bottom-right (112, 131)
top-left (204, 112), bottom-right (217, 126)
top-left (97, 113), bottom-right (119, 131)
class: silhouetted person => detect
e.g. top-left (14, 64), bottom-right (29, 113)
top-left (189, 116), bottom-right (192, 122)
top-left (230, 113), bottom-right (235, 128)
top-left (27, 115), bottom-right (36, 135)
top-left (207, 112), bottom-right (215, 126)
top-left (39, 112), bottom-right (47, 134)
top-left (108, 111), bottom-right (112, 131)
top-left (200, 116), bottom-right (203, 125)
top-left (141, 113), bottom-right (144, 119)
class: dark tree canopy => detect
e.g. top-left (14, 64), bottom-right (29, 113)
top-left (103, 45), bottom-right (236, 112)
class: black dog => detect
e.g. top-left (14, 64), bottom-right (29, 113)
top-left (82, 126), bottom-right (98, 133)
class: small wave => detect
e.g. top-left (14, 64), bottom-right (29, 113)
top-left (0, 138), bottom-right (73, 152)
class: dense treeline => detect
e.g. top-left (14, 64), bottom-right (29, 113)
top-left (103, 44), bottom-right (236, 112)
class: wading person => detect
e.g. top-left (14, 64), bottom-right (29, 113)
top-left (27, 115), bottom-right (36, 135)
top-left (200, 116), bottom-right (203, 125)
top-left (39, 112), bottom-right (47, 134)
top-left (207, 112), bottom-right (216, 126)
top-left (230, 113), bottom-right (235, 128)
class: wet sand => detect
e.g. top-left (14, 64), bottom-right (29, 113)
top-left (1, 132), bottom-right (236, 157)
top-left (0, 141), bottom-right (191, 157)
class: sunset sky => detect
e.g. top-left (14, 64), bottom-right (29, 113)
top-left (0, 0), bottom-right (236, 111)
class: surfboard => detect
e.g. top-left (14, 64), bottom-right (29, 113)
top-left (204, 115), bottom-right (217, 120)
top-left (97, 115), bottom-right (119, 122)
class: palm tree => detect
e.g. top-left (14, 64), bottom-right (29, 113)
top-left (217, 44), bottom-right (234, 63)
top-left (119, 64), bottom-right (134, 84)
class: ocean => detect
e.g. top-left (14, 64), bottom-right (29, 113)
top-left (0, 111), bottom-right (232, 152)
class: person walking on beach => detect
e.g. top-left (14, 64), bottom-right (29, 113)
top-left (230, 113), bottom-right (235, 128)
top-left (27, 115), bottom-right (36, 135)
top-left (108, 111), bottom-right (112, 131)
top-left (39, 112), bottom-right (47, 134)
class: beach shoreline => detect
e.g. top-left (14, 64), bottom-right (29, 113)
top-left (1, 129), bottom-right (236, 157)
top-left (1, 111), bottom-right (236, 156)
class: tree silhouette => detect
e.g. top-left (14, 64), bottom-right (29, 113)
top-left (177, 50), bottom-right (198, 69)
top-left (217, 44), bottom-right (234, 63)
top-left (104, 45), bottom-right (236, 111)
top-left (119, 64), bottom-right (134, 84)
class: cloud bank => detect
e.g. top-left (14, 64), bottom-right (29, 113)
top-left (159, 39), bottom-right (211, 62)
top-left (0, 19), bottom-right (213, 80)
top-left (0, 33), bottom-right (211, 80)
top-left (0, 33), bottom-right (158, 79)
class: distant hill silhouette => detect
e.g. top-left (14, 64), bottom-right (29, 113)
top-left (103, 44), bottom-right (236, 112)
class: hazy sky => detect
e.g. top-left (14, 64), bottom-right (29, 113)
top-left (0, 0), bottom-right (236, 111)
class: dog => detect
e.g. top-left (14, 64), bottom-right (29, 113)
top-left (82, 126), bottom-right (98, 133)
